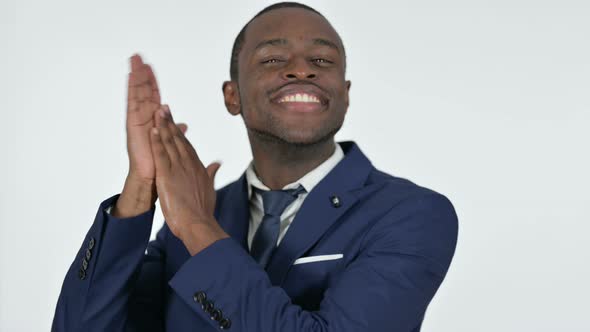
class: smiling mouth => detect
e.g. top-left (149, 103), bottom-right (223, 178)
top-left (270, 83), bottom-right (329, 113)
top-left (274, 93), bottom-right (326, 113)
top-left (277, 93), bottom-right (322, 104)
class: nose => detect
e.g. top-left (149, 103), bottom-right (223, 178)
top-left (282, 57), bottom-right (317, 80)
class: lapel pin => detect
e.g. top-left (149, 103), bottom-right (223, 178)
top-left (330, 195), bottom-right (341, 208)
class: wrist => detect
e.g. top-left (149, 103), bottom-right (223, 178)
top-left (111, 173), bottom-right (157, 218)
top-left (180, 220), bottom-right (229, 256)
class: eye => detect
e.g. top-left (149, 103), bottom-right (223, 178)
top-left (312, 58), bottom-right (333, 65)
top-left (261, 58), bottom-right (283, 64)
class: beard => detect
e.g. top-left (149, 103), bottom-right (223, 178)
top-left (241, 103), bottom-right (344, 148)
top-left (248, 121), bottom-right (342, 148)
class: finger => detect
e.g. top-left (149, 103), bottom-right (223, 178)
top-left (127, 59), bottom-right (159, 125)
top-left (177, 123), bottom-right (188, 134)
top-left (130, 54), bottom-right (143, 72)
top-left (145, 65), bottom-right (161, 105)
top-left (157, 107), bottom-right (182, 164)
top-left (137, 83), bottom-right (152, 101)
top-left (162, 107), bottom-right (187, 145)
top-left (128, 65), bottom-right (151, 87)
top-left (164, 107), bottom-right (194, 163)
top-left (150, 127), bottom-right (171, 174)
top-left (127, 65), bottom-right (151, 113)
top-left (206, 162), bottom-right (222, 181)
top-left (129, 60), bottom-right (159, 103)
top-left (162, 109), bottom-right (202, 164)
top-left (127, 102), bottom-right (139, 114)
top-left (154, 104), bottom-right (166, 128)
top-left (127, 73), bottom-right (144, 115)
top-left (169, 119), bottom-right (203, 168)
top-left (127, 82), bottom-right (139, 112)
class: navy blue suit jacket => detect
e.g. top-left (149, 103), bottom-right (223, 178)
top-left (52, 141), bottom-right (458, 332)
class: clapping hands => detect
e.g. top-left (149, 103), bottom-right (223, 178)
top-left (114, 54), bottom-right (228, 254)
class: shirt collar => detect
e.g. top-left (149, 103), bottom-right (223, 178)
top-left (245, 141), bottom-right (345, 199)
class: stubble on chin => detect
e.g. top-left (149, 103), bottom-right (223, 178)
top-left (241, 100), bottom-right (344, 148)
top-left (248, 120), bottom-right (342, 148)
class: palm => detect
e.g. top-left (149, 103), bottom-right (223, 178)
top-left (126, 55), bottom-right (161, 181)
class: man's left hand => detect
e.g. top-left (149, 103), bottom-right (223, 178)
top-left (150, 106), bottom-right (229, 255)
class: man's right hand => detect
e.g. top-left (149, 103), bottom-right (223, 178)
top-left (112, 54), bottom-right (187, 218)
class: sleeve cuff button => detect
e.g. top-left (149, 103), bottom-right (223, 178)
top-left (81, 258), bottom-right (88, 271)
top-left (210, 308), bottom-right (222, 321)
top-left (202, 300), bottom-right (214, 313)
top-left (219, 318), bottom-right (231, 329)
top-left (193, 291), bottom-right (207, 304)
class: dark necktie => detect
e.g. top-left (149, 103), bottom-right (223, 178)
top-left (250, 185), bottom-right (306, 268)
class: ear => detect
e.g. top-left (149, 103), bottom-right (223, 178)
top-left (345, 80), bottom-right (352, 110)
top-left (222, 81), bottom-right (241, 116)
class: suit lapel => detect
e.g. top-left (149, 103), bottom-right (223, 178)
top-left (265, 141), bottom-right (374, 286)
top-left (215, 173), bottom-right (250, 250)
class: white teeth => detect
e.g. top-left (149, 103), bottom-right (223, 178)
top-left (278, 93), bottom-right (321, 103)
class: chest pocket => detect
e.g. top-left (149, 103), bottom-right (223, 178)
top-left (282, 255), bottom-right (345, 310)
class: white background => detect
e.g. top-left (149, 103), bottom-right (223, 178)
top-left (1, 0), bottom-right (589, 331)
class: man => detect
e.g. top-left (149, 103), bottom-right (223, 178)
top-left (52, 2), bottom-right (458, 331)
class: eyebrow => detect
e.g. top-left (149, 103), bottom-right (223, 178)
top-left (254, 37), bottom-right (341, 53)
top-left (254, 38), bottom-right (288, 51)
top-left (312, 38), bottom-right (340, 53)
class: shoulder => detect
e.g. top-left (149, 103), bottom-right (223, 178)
top-left (341, 167), bottom-right (459, 277)
top-left (360, 167), bottom-right (458, 253)
top-left (363, 167), bottom-right (456, 215)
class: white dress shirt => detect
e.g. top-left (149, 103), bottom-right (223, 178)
top-left (245, 141), bottom-right (344, 250)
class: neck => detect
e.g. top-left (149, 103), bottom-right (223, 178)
top-left (248, 134), bottom-right (337, 190)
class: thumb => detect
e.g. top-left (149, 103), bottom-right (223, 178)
top-left (206, 161), bottom-right (222, 181)
top-left (177, 123), bottom-right (188, 134)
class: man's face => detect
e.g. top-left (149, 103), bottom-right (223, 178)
top-left (225, 8), bottom-right (351, 146)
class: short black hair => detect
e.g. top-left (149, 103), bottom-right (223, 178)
top-left (229, 2), bottom-right (343, 81)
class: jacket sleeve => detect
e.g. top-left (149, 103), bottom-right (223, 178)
top-left (168, 193), bottom-right (458, 332)
top-left (51, 194), bottom-right (167, 332)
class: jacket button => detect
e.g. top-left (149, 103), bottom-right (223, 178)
top-left (193, 291), bottom-right (207, 304)
top-left (210, 308), bottom-right (223, 321)
top-left (88, 237), bottom-right (95, 250)
top-left (202, 300), bottom-right (214, 313)
top-left (219, 317), bottom-right (231, 329)
top-left (78, 268), bottom-right (86, 280)
top-left (85, 249), bottom-right (92, 261)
